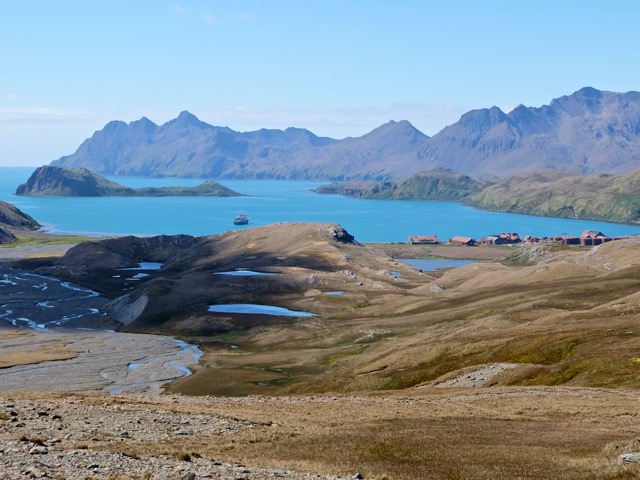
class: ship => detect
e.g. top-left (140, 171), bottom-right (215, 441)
top-left (233, 213), bottom-right (249, 225)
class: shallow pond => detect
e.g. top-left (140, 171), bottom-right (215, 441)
top-left (400, 258), bottom-right (474, 271)
top-left (208, 304), bottom-right (316, 317)
top-left (214, 269), bottom-right (277, 276)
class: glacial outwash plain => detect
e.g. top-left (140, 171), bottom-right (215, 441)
top-left (3, 87), bottom-right (640, 479)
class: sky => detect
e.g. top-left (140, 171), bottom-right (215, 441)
top-left (2, 1), bottom-right (640, 167)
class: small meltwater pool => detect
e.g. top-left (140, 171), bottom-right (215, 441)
top-left (208, 304), bottom-right (316, 317)
top-left (214, 269), bottom-right (277, 276)
top-left (118, 262), bottom-right (163, 271)
top-left (399, 259), bottom-right (473, 271)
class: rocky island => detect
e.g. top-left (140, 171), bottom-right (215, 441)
top-left (15, 165), bottom-right (243, 197)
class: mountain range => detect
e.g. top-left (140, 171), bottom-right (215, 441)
top-left (51, 87), bottom-right (640, 180)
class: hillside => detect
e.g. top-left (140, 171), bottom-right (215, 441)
top-left (468, 170), bottom-right (640, 223)
top-left (49, 87), bottom-right (640, 179)
top-left (0, 200), bottom-right (40, 230)
top-left (23, 222), bottom-right (640, 397)
top-left (0, 200), bottom-right (41, 244)
top-left (316, 168), bottom-right (485, 201)
top-left (318, 168), bottom-right (640, 224)
top-left (15, 165), bottom-right (242, 197)
top-left (35, 223), bottom-right (421, 335)
top-left (5, 224), bottom-right (640, 478)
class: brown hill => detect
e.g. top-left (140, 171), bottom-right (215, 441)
top-left (467, 169), bottom-right (640, 223)
top-left (37, 223), bottom-right (425, 336)
top-left (30, 222), bottom-right (640, 397)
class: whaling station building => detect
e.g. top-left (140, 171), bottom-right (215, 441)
top-left (408, 230), bottom-right (629, 247)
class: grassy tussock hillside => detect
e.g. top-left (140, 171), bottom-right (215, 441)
top-left (317, 168), bottom-right (484, 201)
top-left (468, 170), bottom-right (640, 223)
top-left (165, 235), bottom-right (640, 396)
top-left (320, 169), bottom-right (640, 224)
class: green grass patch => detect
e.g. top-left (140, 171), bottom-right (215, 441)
top-left (1, 233), bottom-right (103, 247)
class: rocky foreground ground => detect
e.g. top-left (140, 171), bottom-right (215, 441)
top-left (0, 393), bottom-right (356, 480)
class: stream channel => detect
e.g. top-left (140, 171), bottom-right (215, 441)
top-left (0, 266), bottom-right (202, 394)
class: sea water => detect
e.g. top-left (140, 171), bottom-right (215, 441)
top-left (2, 167), bottom-right (640, 242)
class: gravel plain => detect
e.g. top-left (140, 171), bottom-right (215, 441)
top-left (0, 393), bottom-right (342, 480)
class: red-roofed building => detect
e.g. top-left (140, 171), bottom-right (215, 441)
top-left (581, 230), bottom-right (605, 239)
top-left (449, 236), bottom-right (475, 246)
top-left (408, 235), bottom-right (439, 245)
top-left (580, 230), bottom-right (610, 246)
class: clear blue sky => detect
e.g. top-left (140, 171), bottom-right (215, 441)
top-left (2, 1), bottom-right (639, 166)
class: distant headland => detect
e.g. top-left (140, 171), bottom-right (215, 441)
top-left (15, 165), bottom-right (243, 197)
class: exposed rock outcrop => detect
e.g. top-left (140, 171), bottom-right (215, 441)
top-left (0, 200), bottom-right (40, 244)
top-left (0, 200), bottom-right (40, 231)
top-left (0, 225), bottom-right (17, 244)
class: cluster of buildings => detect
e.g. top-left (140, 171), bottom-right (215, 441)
top-left (408, 230), bottom-right (630, 247)
top-left (543, 230), bottom-right (629, 246)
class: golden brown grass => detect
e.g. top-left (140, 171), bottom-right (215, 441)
top-left (366, 242), bottom-right (510, 261)
top-left (166, 239), bottom-right (640, 396)
top-left (0, 330), bottom-right (79, 368)
top-left (6, 234), bottom-right (640, 478)
top-left (57, 388), bottom-right (640, 480)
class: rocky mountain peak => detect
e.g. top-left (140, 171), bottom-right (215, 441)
top-left (549, 86), bottom-right (606, 114)
top-left (363, 119), bottom-right (429, 142)
top-left (457, 106), bottom-right (510, 132)
top-left (102, 120), bottom-right (128, 133)
top-left (170, 110), bottom-right (207, 128)
top-left (129, 116), bottom-right (158, 133)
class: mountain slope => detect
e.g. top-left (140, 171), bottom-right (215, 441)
top-left (316, 168), bottom-right (485, 200)
top-left (29, 223), bottom-right (640, 397)
top-left (467, 169), bottom-right (640, 223)
top-left (0, 200), bottom-right (41, 244)
top-left (419, 87), bottom-right (640, 176)
top-left (52, 113), bottom-right (429, 180)
top-left (0, 200), bottom-right (41, 230)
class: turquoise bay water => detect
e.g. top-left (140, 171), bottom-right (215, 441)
top-left (2, 167), bottom-right (640, 242)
